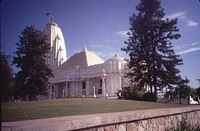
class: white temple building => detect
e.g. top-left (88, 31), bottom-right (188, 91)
top-left (44, 19), bottom-right (129, 99)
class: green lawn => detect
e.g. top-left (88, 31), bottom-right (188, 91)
top-left (2, 98), bottom-right (185, 122)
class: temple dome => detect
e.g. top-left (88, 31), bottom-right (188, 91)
top-left (59, 47), bottom-right (104, 70)
top-left (105, 53), bottom-right (126, 64)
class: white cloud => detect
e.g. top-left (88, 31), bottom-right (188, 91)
top-left (191, 41), bottom-right (200, 46)
top-left (186, 20), bottom-right (199, 27)
top-left (165, 11), bottom-right (199, 28)
top-left (116, 30), bottom-right (128, 38)
top-left (103, 39), bottom-right (119, 43)
top-left (174, 41), bottom-right (200, 50)
top-left (176, 47), bottom-right (200, 55)
top-left (165, 11), bottom-right (186, 20)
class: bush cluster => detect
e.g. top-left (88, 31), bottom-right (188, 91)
top-left (65, 94), bottom-right (84, 98)
top-left (116, 86), bottom-right (155, 101)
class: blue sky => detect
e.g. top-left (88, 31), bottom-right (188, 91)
top-left (1, 0), bottom-right (200, 87)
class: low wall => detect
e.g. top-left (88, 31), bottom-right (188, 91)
top-left (2, 106), bottom-right (200, 131)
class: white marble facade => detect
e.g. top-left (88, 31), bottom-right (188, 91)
top-left (44, 20), bottom-right (129, 99)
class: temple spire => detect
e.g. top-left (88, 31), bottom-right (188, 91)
top-left (43, 15), bottom-right (67, 71)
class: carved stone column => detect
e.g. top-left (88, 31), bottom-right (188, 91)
top-left (86, 79), bottom-right (90, 96)
top-left (102, 76), bottom-right (106, 97)
top-left (93, 86), bottom-right (96, 98)
top-left (65, 82), bottom-right (68, 95)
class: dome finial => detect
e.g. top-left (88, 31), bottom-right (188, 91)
top-left (82, 46), bottom-right (88, 52)
top-left (114, 53), bottom-right (119, 57)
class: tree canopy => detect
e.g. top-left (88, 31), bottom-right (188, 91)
top-left (174, 83), bottom-right (192, 104)
top-left (122, 0), bottom-right (183, 101)
top-left (12, 26), bottom-right (53, 101)
top-left (0, 52), bottom-right (14, 102)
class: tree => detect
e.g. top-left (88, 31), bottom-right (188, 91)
top-left (0, 52), bottom-right (15, 102)
top-left (195, 87), bottom-right (200, 102)
top-left (164, 90), bottom-right (176, 103)
top-left (122, 0), bottom-right (183, 101)
top-left (193, 79), bottom-right (200, 102)
top-left (12, 26), bottom-right (53, 101)
top-left (173, 82), bottom-right (192, 104)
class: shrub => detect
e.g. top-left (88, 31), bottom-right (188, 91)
top-left (65, 94), bottom-right (83, 98)
top-left (116, 86), bottom-right (145, 100)
top-left (142, 92), bottom-right (155, 102)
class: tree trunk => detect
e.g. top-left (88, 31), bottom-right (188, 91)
top-left (152, 41), bottom-right (157, 102)
top-left (152, 65), bottom-right (157, 102)
top-left (187, 96), bottom-right (190, 105)
top-left (153, 85), bottom-right (157, 102)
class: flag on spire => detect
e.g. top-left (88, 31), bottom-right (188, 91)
top-left (46, 13), bottom-right (53, 22)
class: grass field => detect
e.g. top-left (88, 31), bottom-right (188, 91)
top-left (2, 98), bottom-right (185, 122)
